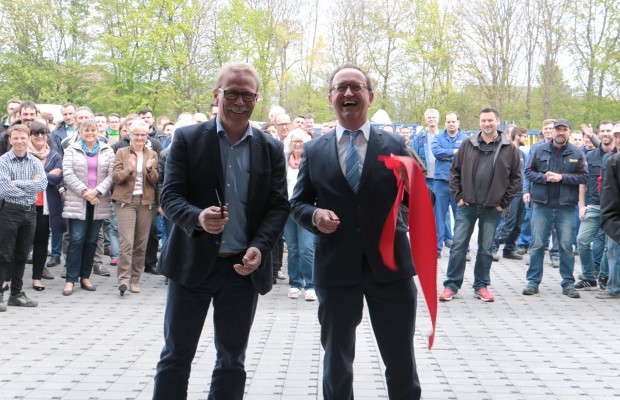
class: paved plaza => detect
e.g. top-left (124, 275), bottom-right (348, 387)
top-left (1, 247), bottom-right (620, 400)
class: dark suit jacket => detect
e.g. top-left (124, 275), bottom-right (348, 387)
top-left (290, 126), bottom-right (415, 286)
top-left (158, 119), bottom-right (290, 295)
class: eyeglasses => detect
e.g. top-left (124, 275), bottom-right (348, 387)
top-left (218, 88), bottom-right (258, 102)
top-left (330, 83), bottom-right (368, 93)
top-left (132, 134), bottom-right (147, 138)
top-left (276, 122), bottom-right (292, 127)
top-left (31, 132), bottom-right (48, 137)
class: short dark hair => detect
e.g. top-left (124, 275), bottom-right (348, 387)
top-left (61, 102), bottom-right (76, 111)
top-left (511, 126), bottom-right (528, 141)
top-left (6, 98), bottom-right (21, 106)
top-left (109, 113), bottom-right (120, 119)
top-left (40, 112), bottom-right (54, 124)
top-left (95, 112), bottom-right (106, 118)
top-left (162, 121), bottom-right (175, 130)
top-left (446, 111), bottom-right (459, 120)
top-left (8, 124), bottom-right (30, 137)
top-left (138, 108), bottom-right (153, 116)
top-left (18, 100), bottom-right (38, 114)
top-left (599, 119), bottom-right (614, 128)
top-left (479, 107), bottom-right (499, 119)
top-left (305, 113), bottom-right (314, 120)
top-left (29, 120), bottom-right (49, 136)
top-left (329, 63), bottom-right (373, 93)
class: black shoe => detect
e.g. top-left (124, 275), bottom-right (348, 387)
top-left (144, 266), bottom-right (161, 275)
top-left (41, 267), bottom-right (54, 280)
top-left (32, 284), bottom-right (45, 291)
top-left (119, 283), bottom-right (127, 296)
top-left (575, 280), bottom-right (598, 291)
top-left (599, 277), bottom-right (608, 291)
top-left (45, 255), bottom-right (61, 268)
top-left (562, 287), bottom-right (581, 298)
top-left (8, 291), bottom-right (38, 307)
top-left (444, 242), bottom-right (452, 248)
top-left (503, 251), bottom-right (523, 260)
top-left (522, 286), bottom-right (539, 295)
top-left (80, 280), bottom-right (97, 291)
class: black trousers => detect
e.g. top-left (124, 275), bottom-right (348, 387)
top-left (32, 205), bottom-right (50, 280)
top-left (153, 254), bottom-right (259, 400)
top-left (0, 206), bottom-right (36, 295)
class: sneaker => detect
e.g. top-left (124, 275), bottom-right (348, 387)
top-left (110, 258), bottom-right (118, 266)
top-left (492, 252), bottom-right (499, 262)
top-left (8, 291), bottom-right (38, 307)
top-left (599, 277), bottom-right (608, 291)
top-left (288, 288), bottom-right (300, 299)
top-left (305, 289), bottom-right (317, 301)
top-left (439, 287), bottom-right (456, 302)
top-left (130, 283), bottom-right (141, 293)
top-left (503, 251), bottom-right (523, 260)
top-left (93, 264), bottom-right (110, 276)
top-left (516, 246), bottom-right (528, 255)
top-left (277, 271), bottom-right (286, 280)
top-left (595, 290), bottom-right (620, 299)
top-left (45, 255), bottom-right (61, 268)
top-left (474, 287), bottom-right (495, 302)
top-left (60, 267), bottom-right (66, 279)
top-left (0, 293), bottom-right (6, 312)
top-left (562, 287), bottom-right (580, 298)
top-left (574, 280), bottom-right (598, 291)
top-left (550, 259), bottom-right (559, 268)
top-left (522, 285), bottom-right (539, 295)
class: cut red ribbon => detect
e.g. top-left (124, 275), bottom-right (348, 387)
top-left (378, 154), bottom-right (438, 350)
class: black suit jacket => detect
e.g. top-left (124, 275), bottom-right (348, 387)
top-left (158, 119), bottom-right (290, 295)
top-left (290, 126), bottom-right (415, 286)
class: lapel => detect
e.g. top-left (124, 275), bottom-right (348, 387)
top-left (205, 121), bottom-right (226, 203)
top-left (322, 131), bottom-right (349, 187)
top-left (248, 129), bottom-right (262, 212)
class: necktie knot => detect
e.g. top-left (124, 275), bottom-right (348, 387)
top-left (345, 130), bottom-right (360, 140)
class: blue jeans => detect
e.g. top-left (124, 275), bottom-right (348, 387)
top-left (526, 204), bottom-right (575, 289)
top-left (103, 203), bottom-right (119, 259)
top-left (493, 194), bottom-right (525, 253)
top-left (577, 207), bottom-right (605, 281)
top-left (606, 238), bottom-right (620, 295)
top-left (51, 229), bottom-right (63, 257)
top-left (283, 217), bottom-right (314, 290)
top-left (443, 204), bottom-right (501, 292)
top-left (433, 180), bottom-right (457, 252)
top-left (65, 204), bottom-right (103, 283)
top-left (517, 203), bottom-right (532, 248)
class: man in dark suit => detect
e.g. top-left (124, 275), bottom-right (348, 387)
top-left (290, 64), bottom-right (421, 400)
top-left (152, 63), bottom-right (290, 400)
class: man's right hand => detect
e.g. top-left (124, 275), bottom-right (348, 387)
top-left (197, 206), bottom-right (228, 234)
top-left (313, 209), bottom-right (340, 234)
top-left (522, 193), bottom-right (530, 205)
top-left (579, 206), bottom-right (587, 222)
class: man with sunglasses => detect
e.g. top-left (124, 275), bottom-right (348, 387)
top-left (153, 63), bottom-right (289, 400)
top-left (0, 124), bottom-right (48, 311)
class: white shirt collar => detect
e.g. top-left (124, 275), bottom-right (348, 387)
top-left (336, 121), bottom-right (371, 143)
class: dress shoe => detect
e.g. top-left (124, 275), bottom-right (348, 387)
top-left (144, 265), bottom-right (161, 275)
top-left (118, 283), bottom-right (127, 296)
top-left (503, 251), bottom-right (523, 260)
top-left (80, 280), bottom-right (97, 291)
top-left (130, 283), bottom-right (141, 293)
top-left (41, 267), bottom-right (54, 280)
top-left (32, 284), bottom-right (45, 291)
top-left (45, 255), bottom-right (61, 268)
top-left (63, 283), bottom-right (74, 296)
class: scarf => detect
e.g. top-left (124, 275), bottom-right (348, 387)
top-left (81, 139), bottom-right (100, 157)
top-left (27, 142), bottom-right (50, 163)
top-left (288, 153), bottom-right (301, 169)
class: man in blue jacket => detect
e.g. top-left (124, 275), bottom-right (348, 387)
top-left (431, 111), bottom-right (467, 256)
top-left (523, 119), bottom-right (588, 298)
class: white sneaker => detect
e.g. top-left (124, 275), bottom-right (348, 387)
top-left (305, 289), bottom-right (317, 301)
top-left (288, 288), bottom-right (300, 299)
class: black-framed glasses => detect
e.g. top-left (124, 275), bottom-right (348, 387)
top-left (218, 88), bottom-right (258, 102)
top-left (31, 131), bottom-right (48, 137)
top-left (330, 83), bottom-right (368, 93)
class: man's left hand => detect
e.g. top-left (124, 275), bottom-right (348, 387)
top-left (234, 247), bottom-right (261, 276)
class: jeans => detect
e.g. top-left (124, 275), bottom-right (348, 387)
top-left (577, 207), bottom-right (605, 281)
top-left (606, 238), bottom-right (620, 295)
top-left (0, 206), bottom-right (36, 295)
top-left (444, 204), bottom-right (501, 292)
top-left (526, 204), bottom-right (575, 289)
top-left (103, 202), bottom-right (119, 259)
top-left (517, 203), bottom-right (532, 248)
top-left (493, 194), bottom-right (525, 253)
top-left (65, 204), bottom-right (103, 283)
top-left (433, 180), bottom-right (457, 252)
top-left (283, 216), bottom-right (314, 290)
top-left (51, 229), bottom-right (63, 257)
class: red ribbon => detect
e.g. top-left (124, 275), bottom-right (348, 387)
top-left (378, 154), bottom-right (438, 350)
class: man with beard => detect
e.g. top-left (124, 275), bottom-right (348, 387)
top-left (523, 120), bottom-right (588, 298)
top-left (1, 101), bottom-right (38, 156)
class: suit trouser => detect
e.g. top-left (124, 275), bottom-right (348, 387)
top-left (314, 259), bottom-right (421, 400)
top-left (0, 206), bottom-right (36, 295)
top-left (153, 254), bottom-right (258, 400)
top-left (116, 196), bottom-right (154, 285)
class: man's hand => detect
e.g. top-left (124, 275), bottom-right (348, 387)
top-left (234, 247), bottom-right (261, 276)
top-left (545, 171), bottom-right (563, 182)
top-left (495, 206), bottom-right (503, 212)
top-left (158, 206), bottom-right (166, 217)
top-left (197, 206), bottom-right (228, 234)
top-left (581, 123), bottom-right (594, 139)
top-left (457, 199), bottom-right (469, 206)
top-left (579, 206), bottom-right (587, 222)
top-left (523, 193), bottom-right (530, 205)
top-left (313, 209), bottom-right (340, 234)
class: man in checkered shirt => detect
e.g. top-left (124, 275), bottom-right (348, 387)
top-left (0, 124), bottom-right (48, 312)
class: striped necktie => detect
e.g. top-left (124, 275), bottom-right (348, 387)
top-left (344, 130), bottom-right (361, 192)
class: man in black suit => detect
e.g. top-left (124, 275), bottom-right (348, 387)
top-left (152, 63), bottom-right (290, 400)
top-left (290, 64), bottom-right (421, 400)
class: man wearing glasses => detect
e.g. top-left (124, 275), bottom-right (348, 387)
top-left (153, 63), bottom-right (289, 400)
top-left (274, 112), bottom-right (293, 141)
top-left (291, 64), bottom-right (421, 399)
